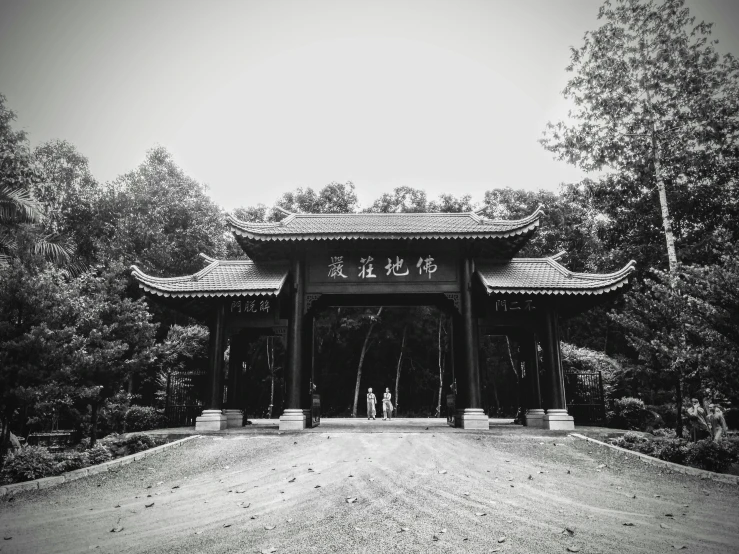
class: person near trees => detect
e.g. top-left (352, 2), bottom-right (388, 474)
top-left (687, 398), bottom-right (710, 441)
top-left (366, 388), bottom-right (377, 420)
top-left (707, 404), bottom-right (728, 442)
top-left (382, 388), bottom-right (393, 421)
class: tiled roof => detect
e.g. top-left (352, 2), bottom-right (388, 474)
top-left (227, 207), bottom-right (543, 241)
top-left (476, 255), bottom-right (636, 295)
top-left (131, 254), bottom-right (289, 298)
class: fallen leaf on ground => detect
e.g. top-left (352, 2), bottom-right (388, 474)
top-left (145, 502), bottom-right (154, 508)
top-left (563, 527), bottom-right (575, 535)
top-left (346, 497), bottom-right (357, 504)
top-left (156, 481), bottom-right (163, 485)
top-left (250, 515), bottom-right (258, 519)
top-left (314, 485), bottom-right (321, 488)
top-left (223, 523), bottom-right (231, 528)
top-left (194, 531), bottom-right (202, 535)
top-left (400, 527), bottom-right (409, 532)
top-left (288, 478), bottom-right (296, 483)
top-left (475, 512), bottom-right (487, 517)
top-left (110, 527), bottom-right (123, 533)
top-left (236, 489), bottom-right (246, 493)
top-left (264, 525), bottom-right (275, 530)
top-left (287, 519), bottom-right (293, 523)
top-left (660, 523), bottom-right (670, 529)
top-left (497, 536), bottom-right (506, 543)
top-left (438, 470), bottom-right (447, 474)
top-left (623, 522), bottom-right (635, 526)
top-left (665, 513), bottom-right (674, 518)
top-left (528, 475), bottom-right (533, 480)
top-left (172, 485), bottom-right (179, 489)
top-left (261, 548), bottom-right (277, 554)
top-left (440, 528), bottom-right (447, 533)
top-left (567, 547), bottom-right (581, 553)
top-left (671, 546), bottom-right (687, 550)
top-left (114, 504), bottom-right (120, 508)
top-left (432, 535), bottom-right (440, 541)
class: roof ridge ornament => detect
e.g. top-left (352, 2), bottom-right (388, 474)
top-left (274, 206), bottom-right (294, 216)
top-left (549, 251), bottom-right (566, 261)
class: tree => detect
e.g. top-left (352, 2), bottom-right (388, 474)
top-left (350, 307), bottom-right (383, 417)
top-left (33, 140), bottom-right (102, 266)
top-left (276, 181), bottom-right (359, 214)
top-left (103, 147), bottom-right (227, 276)
top-left (0, 95), bottom-right (70, 265)
top-left (541, 0), bottom-right (739, 273)
top-left (367, 186), bottom-right (429, 213)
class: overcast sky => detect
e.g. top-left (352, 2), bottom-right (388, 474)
top-left (1, 0), bottom-right (737, 211)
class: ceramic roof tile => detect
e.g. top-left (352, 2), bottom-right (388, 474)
top-left (476, 258), bottom-right (636, 295)
top-left (131, 256), bottom-right (289, 298)
top-left (227, 207), bottom-right (543, 241)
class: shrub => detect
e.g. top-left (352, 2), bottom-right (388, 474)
top-left (656, 441), bottom-right (689, 465)
top-left (608, 397), bottom-right (664, 431)
top-left (652, 428), bottom-right (677, 439)
top-left (684, 439), bottom-right (739, 472)
top-left (0, 446), bottom-right (59, 484)
top-left (124, 406), bottom-right (166, 432)
top-left (101, 433), bottom-right (164, 457)
top-left (86, 444), bottom-right (112, 465)
top-left (54, 451), bottom-right (90, 473)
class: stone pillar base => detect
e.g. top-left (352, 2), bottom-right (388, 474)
top-left (543, 409), bottom-right (575, 430)
top-left (524, 408), bottom-right (546, 428)
top-left (223, 409), bottom-right (243, 429)
top-left (195, 409), bottom-right (227, 431)
top-left (459, 408), bottom-right (489, 430)
top-left (279, 409), bottom-right (307, 431)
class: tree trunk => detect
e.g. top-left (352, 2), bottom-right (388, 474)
top-left (435, 316), bottom-right (445, 417)
top-left (351, 307), bottom-right (383, 417)
top-left (505, 336), bottom-right (521, 412)
top-left (394, 325), bottom-right (407, 417)
top-left (675, 374), bottom-right (683, 438)
top-left (90, 400), bottom-right (99, 448)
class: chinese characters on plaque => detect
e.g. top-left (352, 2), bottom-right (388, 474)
top-left (327, 255), bottom-right (438, 280)
top-left (493, 299), bottom-right (535, 312)
top-left (231, 299), bottom-right (271, 314)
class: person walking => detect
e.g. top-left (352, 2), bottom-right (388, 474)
top-left (707, 404), bottom-right (728, 441)
top-left (382, 388), bottom-right (393, 421)
top-left (366, 388), bottom-right (377, 420)
top-left (687, 398), bottom-right (710, 441)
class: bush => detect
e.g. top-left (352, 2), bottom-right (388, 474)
top-left (652, 428), bottom-right (677, 439)
top-left (608, 397), bottom-right (664, 431)
top-left (101, 433), bottom-right (164, 457)
top-left (684, 439), bottom-right (739, 473)
top-left (54, 451), bottom-right (90, 473)
top-left (86, 444), bottom-right (112, 465)
top-left (124, 406), bottom-right (165, 432)
top-left (0, 446), bottom-right (59, 484)
top-left (657, 441), bottom-right (689, 465)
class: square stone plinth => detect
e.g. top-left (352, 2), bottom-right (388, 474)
top-left (195, 410), bottom-right (227, 431)
top-left (279, 409), bottom-right (307, 431)
top-left (459, 409), bottom-right (489, 430)
top-left (525, 409), bottom-right (546, 428)
top-left (543, 409), bottom-right (575, 430)
top-left (224, 409), bottom-right (243, 429)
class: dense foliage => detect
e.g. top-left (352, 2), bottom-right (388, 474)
top-left (0, 0), bottom-right (737, 464)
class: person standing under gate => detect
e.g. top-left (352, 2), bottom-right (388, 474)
top-left (382, 388), bottom-right (393, 421)
top-left (366, 388), bottom-right (377, 420)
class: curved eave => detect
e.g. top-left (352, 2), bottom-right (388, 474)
top-left (226, 206), bottom-right (543, 242)
top-left (480, 277), bottom-right (632, 296)
top-left (478, 260), bottom-right (637, 297)
top-left (130, 265), bottom-right (287, 299)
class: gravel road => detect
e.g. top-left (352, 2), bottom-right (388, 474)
top-left (1, 427), bottom-right (737, 553)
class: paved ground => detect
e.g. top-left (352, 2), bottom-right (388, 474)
top-left (1, 421), bottom-right (738, 553)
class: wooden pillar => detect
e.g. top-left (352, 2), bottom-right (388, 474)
top-left (224, 331), bottom-right (244, 428)
top-left (541, 308), bottom-right (574, 430)
top-left (280, 257), bottom-right (307, 430)
top-left (523, 331), bottom-right (545, 427)
top-left (195, 301), bottom-right (227, 430)
top-left (458, 257), bottom-right (487, 429)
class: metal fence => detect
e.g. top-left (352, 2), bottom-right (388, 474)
top-left (164, 371), bottom-right (207, 427)
top-left (564, 371), bottom-right (606, 425)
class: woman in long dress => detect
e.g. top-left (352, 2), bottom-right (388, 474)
top-left (366, 388), bottom-right (377, 420)
top-left (382, 388), bottom-right (394, 421)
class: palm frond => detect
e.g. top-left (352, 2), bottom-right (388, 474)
top-left (32, 233), bottom-right (72, 263)
top-left (0, 184), bottom-right (44, 224)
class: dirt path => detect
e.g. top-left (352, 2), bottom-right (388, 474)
top-left (1, 429), bottom-right (737, 553)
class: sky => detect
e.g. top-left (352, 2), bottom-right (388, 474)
top-left (1, 0), bottom-right (738, 211)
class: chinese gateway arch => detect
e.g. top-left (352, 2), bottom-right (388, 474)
top-left (131, 207), bottom-right (635, 431)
